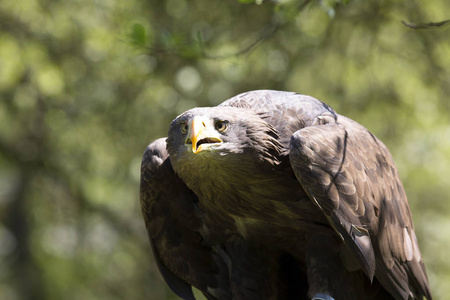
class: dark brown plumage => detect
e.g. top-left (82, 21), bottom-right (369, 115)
top-left (140, 90), bottom-right (431, 300)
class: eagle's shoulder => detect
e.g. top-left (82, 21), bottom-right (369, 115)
top-left (219, 90), bottom-right (338, 149)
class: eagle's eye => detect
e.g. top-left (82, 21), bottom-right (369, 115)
top-left (215, 120), bottom-right (228, 132)
top-left (180, 122), bottom-right (189, 134)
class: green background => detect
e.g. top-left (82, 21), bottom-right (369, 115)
top-left (0, 0), bottom-right (449, 299)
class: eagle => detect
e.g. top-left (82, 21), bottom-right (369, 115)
top-left (140, 90), bottom-right (431, 300)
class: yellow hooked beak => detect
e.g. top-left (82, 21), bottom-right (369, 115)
top-left (186, 116), bottom-right (223, 153)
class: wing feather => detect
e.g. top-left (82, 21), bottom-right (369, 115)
top-left (289, 115), bottom-right (431, 299)
top-left (140, 138), bottom-right (231, 300)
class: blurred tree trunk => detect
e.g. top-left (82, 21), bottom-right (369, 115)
top-left (5, 169), bottom-right (46, 300)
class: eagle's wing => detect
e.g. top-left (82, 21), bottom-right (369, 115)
top-left (140, 138), bottom-right (231, 300)
top-left (141, 138), bottom-right (306, 300)
top-left (288, 116), bottom-right (431, 300)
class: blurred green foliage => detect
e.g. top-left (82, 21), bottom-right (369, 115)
top-left (0, 0), bottom-right (449, 299)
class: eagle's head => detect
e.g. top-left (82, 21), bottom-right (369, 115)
top-left (166, 106), bottom-right (282, 198)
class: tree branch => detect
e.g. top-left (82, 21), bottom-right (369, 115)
top-left (401, 19), bottom-right (450, 29)
top-left (147, 0), bottom-right (313, 59)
